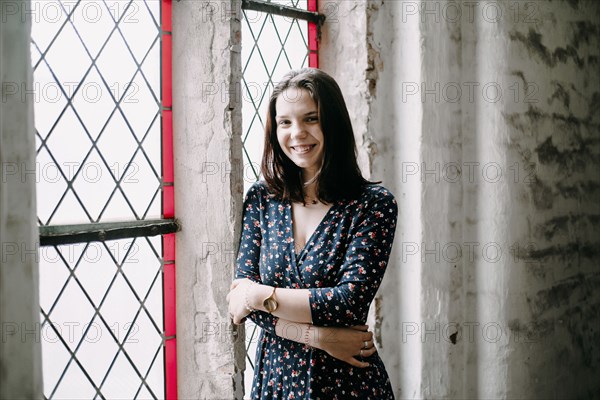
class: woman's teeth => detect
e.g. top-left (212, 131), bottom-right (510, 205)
top-left (292, 145), bottom-right (314, 154)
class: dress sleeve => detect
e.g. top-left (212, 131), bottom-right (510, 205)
top-left (307, 190), bottom-right (398, 327)
top-left (234, 182), bottom-right (279, 334)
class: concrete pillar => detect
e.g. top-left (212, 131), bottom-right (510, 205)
top-left (321, 0), bottom-right (600, 398)
top-left (494, 1), bottom-right (599, 397)
top-left (318, 1), bottom-right (373, 174)
top-left (459, 1), bottom-right (600, 397)
top-left (172, 1), bottom-right (245, 398)
top-left (0, 0), bottom-right (43, 398)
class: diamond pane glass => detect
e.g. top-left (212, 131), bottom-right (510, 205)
top-left (241, 3), bottom-right (309, 396)
top-left (32, 1), bottom-right (169, 398)
top-left (32, 0), bottom-right (162, 225)
top-left (39, 237), bottom-right (165, 399)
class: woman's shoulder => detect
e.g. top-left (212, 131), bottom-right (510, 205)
top-left (359, 183), bottom-right (397, 206)
top-left (338, 183), bottom-right (397, 216)
top-left (247, 179), bottom-right (268, 192)
top-left (245, 180), bottom-right (267, 197)
top-left (244, 180), bottom-right (277, 203)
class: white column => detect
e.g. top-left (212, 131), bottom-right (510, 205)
top-left (0, 0), bottom-right (43, 398)
top-left (172, 1), bottom-right (245, 398)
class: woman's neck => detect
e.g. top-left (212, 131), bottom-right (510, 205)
top-left (301, 166), bottom-right (320, 185)
top-left (303, 183), bottom-right (317, 199)
top-left (300, 167), bottom-right (321, 204)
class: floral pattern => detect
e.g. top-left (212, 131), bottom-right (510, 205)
top-left (235, 180), bottom-right (398, 399)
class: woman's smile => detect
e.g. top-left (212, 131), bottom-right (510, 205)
top-left (275, 87), bottom-right (325, 181)
top-left (290, 144), bottom-right (317, 154)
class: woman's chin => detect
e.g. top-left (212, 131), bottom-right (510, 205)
top-left (288, 158), bottom-right (312, 168)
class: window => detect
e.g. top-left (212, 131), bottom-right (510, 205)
top-left (31, 0), bottom-right (176, 398)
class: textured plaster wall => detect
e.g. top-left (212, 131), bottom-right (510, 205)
top-left (499, 1), bottom-right (600, 397)
top-left (319, 1), bottom-right (374, 176)
top-left (172, 1), bottom-right (245, 398)
top-left (321, 0), bottom-right (599, 399)
top-left (0, 0), bottom-right (43, 398)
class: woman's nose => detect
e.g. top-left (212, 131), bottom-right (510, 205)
top-left (290, 122), bottom-right (307, 138)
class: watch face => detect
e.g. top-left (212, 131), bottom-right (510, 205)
top-left (264, 298), bottom-right (278, 312)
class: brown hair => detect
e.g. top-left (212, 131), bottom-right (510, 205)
top-left (261, 68), bottom-right (379, 204)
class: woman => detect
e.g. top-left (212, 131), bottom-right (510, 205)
top-left (226, 68), bottom-right (397, 399)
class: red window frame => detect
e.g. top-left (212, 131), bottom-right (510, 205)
top-left (308, 0), bottom-right (319, 68)
top-left (161, 1), bottom-right (176, 399)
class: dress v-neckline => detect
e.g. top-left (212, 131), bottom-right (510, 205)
top-left (287, 200), bottom-right (338, 264)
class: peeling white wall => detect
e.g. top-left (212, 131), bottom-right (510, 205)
top-left (0, 0), bottom-right (43, 397)
top-left (172, 1), bottom-right (245, 398)
top-left (321, 0), bottom-right (600, 398)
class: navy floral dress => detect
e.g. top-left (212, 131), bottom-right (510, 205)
top-left (235, 180), bottom-right (398, 399)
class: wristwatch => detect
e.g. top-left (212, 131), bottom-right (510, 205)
top-left (263, 286), bottom-right (279, 313)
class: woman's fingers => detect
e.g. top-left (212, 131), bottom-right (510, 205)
top-left (361, 339), bottom-right (374, 350)
top-left (346, 357), bottom-right (370, 368)
top-left (227, 278), bottom-right (246, 303)
top-left (350, 325), bottom-right (369, 331)
top-left (353, 339), bottom-right (377, 360)
top-left (320, 326), bottom-right (378, 369)
top-left (231, 278), bottom-right (248, 290)
top-left (364, 345), bottom-right (377, 356)
top-left (355, 344), bottom-right (377, 356)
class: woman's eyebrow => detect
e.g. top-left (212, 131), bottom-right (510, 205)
top-left (276, 111), bottom-right (318, 119)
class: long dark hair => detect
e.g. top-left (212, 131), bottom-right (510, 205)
top-left (261, 68), bottom-right (380, 204)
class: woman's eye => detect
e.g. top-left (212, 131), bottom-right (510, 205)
top-left (307, 117), bottom-right (318, 122)
top-left (278, 120), bottom-right (290, 126)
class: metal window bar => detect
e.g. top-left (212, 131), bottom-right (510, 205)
top-left (39, 219), bottom-right (180, 247)
top-left (32, 0), bottom-right (177, 398)
top-left (242, 0), bottom-right (325, 25)
top-left (239, 0), bottom-right (322, 394)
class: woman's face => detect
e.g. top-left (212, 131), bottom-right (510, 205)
top-left (275, 87), bottom-right (325, 181)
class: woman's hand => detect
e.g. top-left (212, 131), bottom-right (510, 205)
top-left (226, 278), bottom-right (256, 325)
top-left (311, 324), bottom-right (377, 368)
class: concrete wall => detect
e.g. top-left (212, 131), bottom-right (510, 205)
top-left (321, 0), bottom-right (599, 398)
top-left (2, 0), bottom-right (597, 399)
top-left (498, 1), bottom-right (600, 397)
top-left (0, 0), bottom-right (43, 398)
top-left (172, 1), bottom-right (245, 398)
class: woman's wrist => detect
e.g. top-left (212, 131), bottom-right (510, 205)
top-left (274, 319), bottom-right (320, 348)
top-left (304, 323), bottom-right (319, 349)
top-left (250, 283), bottom-right (272, 311)
top-left (243, 281), bottom-right (258, 312)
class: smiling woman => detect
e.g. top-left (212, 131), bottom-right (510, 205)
top-left (227, 68), bottom-right (398, 399)
top-left (275, 87), bottom-right (324, 191)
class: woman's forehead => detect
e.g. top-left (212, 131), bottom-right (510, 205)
top-left (275, 87), bottom-right (316, 114)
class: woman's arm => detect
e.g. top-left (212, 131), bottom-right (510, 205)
top-left (231, 183), bottom-right (312, 334)
top-left (228, 279), bottom-right (312, 324)
top-left (307, 193), bottom-right (398, 326)
top-left (234, 192), bottom-right (398, 327)
top-left (275, 319), bottom-right (376, 368)
top-left (230, 182), bottom-right (281, 335)
top-left (227, 280), bottom-right (376, 368)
